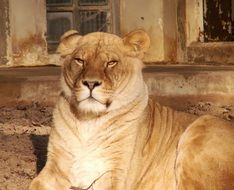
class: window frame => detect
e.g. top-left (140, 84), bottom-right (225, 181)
top-left (46, 0), bottom-right (118, 52)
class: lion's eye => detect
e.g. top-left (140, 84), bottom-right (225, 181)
top-left (106, 60), bottom-right (118, 68)
top-left (74, 58), bottom-right (85, 66)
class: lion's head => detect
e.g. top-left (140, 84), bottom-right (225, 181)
top-left (57, 30), bottom-right (150, 118)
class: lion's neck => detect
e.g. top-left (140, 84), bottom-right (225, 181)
top-left (54, 87), bottom-right (149, 189)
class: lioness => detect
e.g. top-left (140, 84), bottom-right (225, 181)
top-left (30, 30), bottom-right (234, 190)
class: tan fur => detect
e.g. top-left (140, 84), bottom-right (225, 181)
top-left (30, 30), bottom-right (234, 190)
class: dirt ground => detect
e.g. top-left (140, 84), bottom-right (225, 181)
top-left (0, 101), bottom-right (233, 190)
top-left (0, 102), bottom-right (51, 190)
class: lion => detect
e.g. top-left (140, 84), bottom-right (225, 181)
top-left (29, 29), bottom-right (234, 190)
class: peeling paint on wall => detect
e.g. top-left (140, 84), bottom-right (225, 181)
top-left (158, 18), bottom-right (163, 30)
top-left (7, 0), bottom-right (48, 66)
top-left (10, 34), bottom-right (48, 66)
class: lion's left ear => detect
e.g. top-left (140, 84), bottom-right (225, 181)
top-left (123, 30), bottom-right (150, 59)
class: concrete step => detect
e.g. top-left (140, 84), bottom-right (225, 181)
top-left (0, 66), bottom-right (60, 105)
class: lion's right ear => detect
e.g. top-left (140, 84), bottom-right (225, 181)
top-left (56, 30), bottom-right (82, 57)
top-left (123, 30), bottom-right (150, 59)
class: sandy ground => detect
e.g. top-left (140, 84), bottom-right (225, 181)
top-left (0, 101), bottom-right (233, 190)
top-left (0, 134), bottom-right (48, 190)
top-left (0, 102), bottom-right (51, 190)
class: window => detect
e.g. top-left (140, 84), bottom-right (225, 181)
top-left (46, 0), bottom-right (118, 51)
top-left (203, 0), bottom-right (234, 42)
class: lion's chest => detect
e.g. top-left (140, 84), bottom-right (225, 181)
top-left (70, 147), bottom-right (110, 189)
top-left (67, 121), bottom-right (112, 189)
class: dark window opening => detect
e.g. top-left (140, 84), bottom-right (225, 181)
top-left (79, 10), bottom-right (109, 34)
top-left (203, 0), bottom-right (234, 42)
top-left (79, 0), bottom-right (108, 6)
top-left (47, 0), bottom-right (72, 5)
top-left (46, 0), bottom-right (115, 52)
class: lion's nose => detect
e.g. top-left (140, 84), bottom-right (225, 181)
top-left (82, 80), bottom-right (102, 90)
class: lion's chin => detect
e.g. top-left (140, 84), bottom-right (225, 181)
top-left (78, 99), bottom-right (107, 115)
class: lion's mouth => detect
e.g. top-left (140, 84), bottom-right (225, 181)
top-left (87, 96), bottom-right (105, 105)
top-left (78, 95), bottom-right (111, 109)
top-left (79, 95), bottom-right (103, 104)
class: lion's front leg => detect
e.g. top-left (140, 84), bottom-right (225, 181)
top-left (29, 175), bottom-right (53, 190)
top-left (29, 171), bottom-right (54, 190)
top-left (29, 162), bottom-right (70, 190)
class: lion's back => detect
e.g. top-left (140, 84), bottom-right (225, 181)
top-left (175, 115), bottom-right (234, 190)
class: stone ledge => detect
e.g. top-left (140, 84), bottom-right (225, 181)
top-left (187, 42), bottom-right (234, 64)
top-left (0, 65), bottom-right (233, 108)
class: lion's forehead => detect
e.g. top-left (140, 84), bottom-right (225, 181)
top-left (78, 33), bottom-right (123, 49)
top-left (75, 48), bottom-right (121, 61)
top-left (74, 39), bottom-right (123, 61)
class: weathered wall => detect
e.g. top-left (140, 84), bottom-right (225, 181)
top-left (176, 0), bottom-right (186, 62)
top-left (185, 0), bottom-right (234, 65)
top-left (185, 0), bottom-right (203, 45)
top-left (0, 0), bottom-right (233, 65)
top-left (187, 42), bottom-right (234, 64)
top-left (120, 0), bottom-right (233, 64)
top-left (120, 0), bottom-right (165, 62)
top-left (0, 0), bottom-right (9, 65)
top-left (163, 0), bottom-right (177, 62)
top-left (3, 0), bottom-right (179, 65)
top-left (7, 0), bottom-right (48, 66)
top-left (120, 0), bottom-right (181, 63)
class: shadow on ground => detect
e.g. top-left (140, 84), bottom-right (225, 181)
top-left (30, 135), bottom-right (49, 173)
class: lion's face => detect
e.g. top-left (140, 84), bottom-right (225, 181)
top-left (57, 30), bottom-right (150, 117)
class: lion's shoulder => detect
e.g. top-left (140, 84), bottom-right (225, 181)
top-left (147, 95), bottom-right (197, 128)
